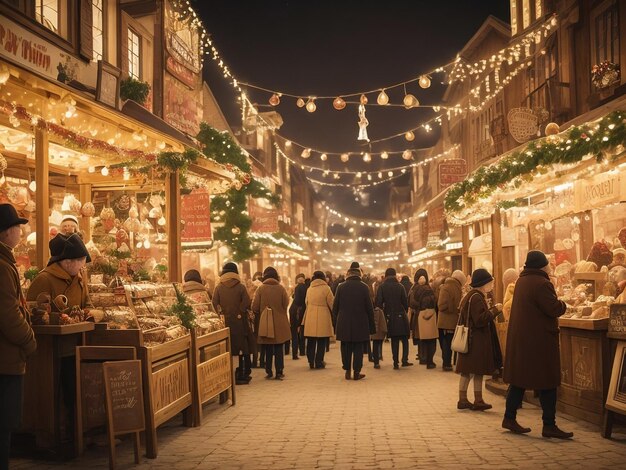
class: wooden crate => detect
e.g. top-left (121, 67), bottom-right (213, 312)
top-left (190, 327), bottom-right (235, 427)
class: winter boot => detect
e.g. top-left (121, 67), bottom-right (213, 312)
top-left (457, 390), bottom-right (473, 410)
top-left (502, 418), bottom-right (531, 434)
top-left (542, 424), bottom-right (573, 439)
top-left (471, 391), bottom-right (492, 411)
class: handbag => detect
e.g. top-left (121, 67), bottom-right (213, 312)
top-left (451, 294), bottom-right (475, 354)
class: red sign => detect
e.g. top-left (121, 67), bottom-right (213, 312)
top-left (438, 159), bottom-right (468, 190)
top-left (181, 190), bottom-right (211, 242)
top-left (427, 206), bottom-right (445, 235)
top-left (164, 73), bottom-right (201, 136)
top-left (249, 199), bottom-right (279, 233)
top-left (166, 56), bottom-right (197, 89)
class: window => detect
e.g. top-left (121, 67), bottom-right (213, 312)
top-left (510, 0), bottom-right (518, 35)
top-left (35, 0), bottom-right (59, 33)
top-left (128, 29), bottom-right (141, 80)
top-left (522, 0), bottom-right (531, 29)
top-left (594, 2), bottom-right (620, 66)
top-left (535, 0), bottom-right (542, 18)
top-left (92, 0), bottom-right (104, 61)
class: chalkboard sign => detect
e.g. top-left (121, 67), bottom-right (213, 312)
top-left (81, 362), bottom-right (107, 430)
top-left (609, 303), bottom-right (626, 340)
top-left (103, 360), bottom-right (145, 435)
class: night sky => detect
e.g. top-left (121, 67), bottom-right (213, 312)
top-left (197, 1), bottom-right (510, 221)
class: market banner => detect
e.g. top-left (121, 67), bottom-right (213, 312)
top-left (164, 73), bottom-right (202, 136)
top-left (438, 159), bottom-right (468, 191)
top-left (181, 189), bottom-right (212, 242)
top-left (574, 171), bottom-right (625, 211)
top-left (249, 199), bottom-right (279, 233)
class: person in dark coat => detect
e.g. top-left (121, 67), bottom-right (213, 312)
top-left (288, 273), bottom-right (307, 359)
top-left (332, 262), bottom-right (376, 380)
top-left (331, 274), bottom-right (345, 295)
top-left (400, 275), bottom-right (413, 296)
top-left (456, 269), bottom-right (503, 411)
top-left (376, 268), bottom-right (412, 369)
top-left (212, 262), bottom-right (253, 384)
top-left (502, 250), bottom-right (572, 439)
top-left (409, 269), bottom-right (437, 368)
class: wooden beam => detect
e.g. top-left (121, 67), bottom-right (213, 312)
top-left (166, 171), bottom-right (182, 282)
top-left (491, 209), bottom-right (504, 303)
top-left (35, 129), bottom-right (49, 269)
top-left (461, 224), bottom-right (470, 275)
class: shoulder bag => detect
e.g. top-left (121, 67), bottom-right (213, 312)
top-left (451, 294), bottom-right (475, 354)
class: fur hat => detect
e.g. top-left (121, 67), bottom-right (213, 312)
top-left (525, 250), bottom-right (549, 269)
top-left (413, 268), bottom-right (429, 284)
top-left (312, 270), bottom-right (326, 281)
top-left (221, 262), bottom-right (239, 275)
top-left (451, 270), bottom-right (466, 286)
top-left (47, 233), bottom-right (91, 266)
top-left (470, 268), bottom-right (494, 288)
top-left (184, 269), bottom-right (202, 283)
top-left (296, 273), bottom-right (306, 281)
top-left (262, 266), bottom-right (280, 281)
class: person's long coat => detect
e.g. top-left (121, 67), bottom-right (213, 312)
top-left (212, 273), bottom-right (253, 354)
top-left (302, 279), bottom-right (334, 338)
top-left (456, 289), bottom-right (501, 376)
top-left (408, 283), bottom-right (437, 339)
top-left (504, 268), bottom-right (567, 390)
top-left (437, 277), bottom-right (463, 331)
top-left (375, 276), bottom-right (409, 337)
top-left (332, 276), bottom-right (375, 342)
top-left (289, 282), bottom-right (308, 326)
top-left (252, 278), bottom-right (291, 345)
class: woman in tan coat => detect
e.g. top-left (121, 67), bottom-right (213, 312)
top-left (252, 267), bottom-right (291, 380)
top-left (302, 271), bottom-right (334, 369)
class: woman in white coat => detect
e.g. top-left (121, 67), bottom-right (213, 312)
top-left (302, 271), bottom-right (335, 369)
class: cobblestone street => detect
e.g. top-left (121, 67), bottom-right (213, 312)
top-left (13, 342), bottom-right (626, 470)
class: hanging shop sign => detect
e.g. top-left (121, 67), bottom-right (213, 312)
top-left (0, 16), bottom-right (95, 87)
top-left (164, 73), bottom-right (202, 136)
top-left (249, 198), bottom-right (279, 233)
top-left (181, 189), bottom-right (211, 243)
top-left (574, 171), bottom-right (626, 212)
top-left (164, 0), bottom-right (201, 74)
top-left (438, 159), bottom-right (467, 191)
top-left (166, 56), bottom-right (196, 89)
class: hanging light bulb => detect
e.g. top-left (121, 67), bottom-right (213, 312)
top-left (29, 181), bottom-right (36, 192)
top-left (363, 153), bottom-right (371, 163)
top-left (143, 239), bottom-right (151, 249)
top-left (269, 93), bottom-right (280, 106)
top-left (405, 131), bottom-right (415, 141)
top-left (360, 94), bottom-right (368, 105)
top-left (380, 151), bottom-right (389, 160)
top-left (340, 153), bottom-right (349, 163)
top-left (333, 97), bottom-right (346, 110)
top-left (320, 153), bottom-right (328, 161)
top-left (377, 89), bottom-right (389, 105)
top-left (301, 148), bottom-right (311, 159)
top-left (88, 166), bottom-right (95, 173)
top-left (418, 75), bottom-right (431, 88)
top-left (402, 150), bottom-right (413, 160)
top-left (157, 216), bottom-right (166, 226)
top-left (101, 166), bottom-right (109, 176)
top-left (305, 98), bottom-right (316, 113)
top-left (403, 94), bottom-right (419, 109)
top-left (296, 97), bottom-right (305, 108)
top-left (388, 171), bottom-right (394, 177)
top-left (377, 172), bottom-right (383, 179)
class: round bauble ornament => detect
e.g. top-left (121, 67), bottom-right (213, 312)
top-left (305, 99), bottom-right (316, 113)
top-left (380, 151), bottom-right (389, 160)
top-left (405, 131), bottom-right (415, 141)
top-left (333, 97), bottom-right (346, 110)
top-left (403, 94), bottom-right (419, 109)
top-left (242, 174), bottom-right (251, 185)
top-left (157, 216), bottom-right (166, 226)
top-left (128, 206), bottom-right (139, 219)
top-left (231, 227), bottom-right (241, 235)
top-left (269, 93), bottom-right (280, 106)
top-left (359, 94), bottom-right (368, 105)
top-left (81, 202), bottom-right (95, 217)
top-left (545, 122), bottom-right (560, 136)
top-left (116, 194), bottom-right (131, 211)
top-left (402, 150), bottom-right (413, 160)
top-left (149, 206), bottom-right (163, 219)
top-left (69, 197), bottom-right (82, 213)
top-left (320, 153), bottom-right (328, 161)
top-left (301, 148), bottom-right (311, 159)
top-left (296, 98), bottom-right (305, 108)
top-left (418, 75), bottom-right (431, 89)
top-left (377, 90), bottom-right (389, 105)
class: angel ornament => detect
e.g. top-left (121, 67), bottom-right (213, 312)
top-left (357, 104), bottom-right (369, 142)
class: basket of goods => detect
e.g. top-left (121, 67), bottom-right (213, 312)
top-left (507, 108), bottom-right (539, 143)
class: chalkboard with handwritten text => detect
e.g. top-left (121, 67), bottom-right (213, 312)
top-left (103, 360), bottom-right (145, 435)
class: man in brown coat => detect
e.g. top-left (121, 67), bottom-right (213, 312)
top-left (502, 250), bottom-right (571, 439)
top-left (0, 204), bottom-right (37, 470)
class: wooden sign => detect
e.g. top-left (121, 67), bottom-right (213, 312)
top-left (152, 357), bottom-right (189, 413)
top-left (181, 189), bottom-right (212, 242)
top-left (96, 60), bottom-right (121, 109)
top-left (249, 199), bottom-right (279, 233)
top-left (574, 172), bottom-right (625, 212)
top-left (609, 304), bottom-right (626, 340)
top-left (197, 352), bottom-right (231, 403)
top-left (438, 159), bottom-right (467, 191)
top-left (604, 341), bottom-right (626, 438)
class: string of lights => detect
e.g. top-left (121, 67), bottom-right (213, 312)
top-left (303, 228), bottom-right (406, 244)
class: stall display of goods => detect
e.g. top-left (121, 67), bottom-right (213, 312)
top-left (183, 291), bottom-right (224, 336)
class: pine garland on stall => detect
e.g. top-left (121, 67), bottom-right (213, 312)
top-left (196, 123), bottom-right (281, 262)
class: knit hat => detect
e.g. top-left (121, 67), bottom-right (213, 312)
top-left (470, 268), bottom-right (494, 288)
top-left (61, 214), bottom-right (79, 225)
top-left (47, 233), bottom-right (91, 266)
top-left (502, 268), bottom-right (519, 288)
top-left (262, 266), bottom-right (279, 281)
top-left (0, 203), bottom-right (28, 232)
top-left (525, 250), bottom-right (549, 269)
top-left (347, 261), bottom-right (362, 278)
top-left (221, 262), bottom-right (239, 275)
top-left (413, 268), bottom-right (429, 284)
top-left (312, 270), bottom-right (326, 281)
top-left (384, 267), bottom-right (397, 277)
top-left (451, 270), bottom-right (466, 286)
top-left (184, 269), bottom-right (202, 283)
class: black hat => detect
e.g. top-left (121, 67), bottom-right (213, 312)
top-left (221, 262), bottom-right (238, 275)
top-left (524, 250), bottom-right (549, 269)
top-left (0, 204), bottom-right (28, 232)
top-left (47, 233), bottom-right (91, 266)
top-left (262, 266), bottom-right (279, 281)
top-left (349, 262), bottom-right (360, 270)
top-left (470, 268), bottom-right (494, 288)
top-left (413, 268), bottom-right (429, 284)
top-left (385, 268), bottom-right (397, 277)
top-left (312, 270), bottom-right (326, 281)
top-left (184, 269), bottom-right (202, 283)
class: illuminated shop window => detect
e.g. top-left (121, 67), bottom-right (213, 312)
top-left (36, 0), bottom-right (59, 32)
top-left (92, 0), bottom-right (104, 61)
top-left (535, 0), bottom-right (542, 18)
top-left (522, 0), bottom-right (531, 29)
top-left (128, 29), bottom-right (141, 79)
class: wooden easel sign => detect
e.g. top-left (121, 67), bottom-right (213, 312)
top-left (603, 341), bottom-right (626, 438)
top-left (103, 360), bottom-right (145, 469)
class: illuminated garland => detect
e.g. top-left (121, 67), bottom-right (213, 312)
top-left (444, 111), bottom-right (626, 222)
top-left (324, 204), bottom-right (409, 228)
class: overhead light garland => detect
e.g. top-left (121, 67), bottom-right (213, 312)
top-left (323, 204), bottom-right (409, 228)
top-left (302, 228), bottom-right (406, 244)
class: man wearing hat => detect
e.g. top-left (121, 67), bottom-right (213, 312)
top-left (503, 250), bottom-right (571, 439)
top-left (0, 204), bottom-right (37, 470)
top-left (332, 262), bottom-right (376, 380)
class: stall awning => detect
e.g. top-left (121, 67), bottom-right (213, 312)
top-left (468, 228), bottom-right (517, 257)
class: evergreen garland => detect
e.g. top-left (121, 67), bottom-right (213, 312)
top-left (196, 123), bottom-right (281, 262)
top-left (444, 111), bottom-right (626, 218)
top-left (168, 285), bottom-right (196, 331)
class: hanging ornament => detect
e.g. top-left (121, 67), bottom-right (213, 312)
top-left (377, 89), bottom-right (389, 105)
top-left (363, 153), bottom-right (371, 163)
top-left (234, 180), bottom-right (243, 190)
top-left (360, 94), bottom-right (368, 105)
top-left (357, 104), bottom-right (369, 142)
top-left (403, 94), bottom-right (419, 109)
top-left (269, 93), bottom-right (280, 106)
top-left (405, 131), bottom-right (415, 141)
top-left (340, 153), bottom-right (349, 163)
top-left (296, 98), bottom-right (305, 108)
top-left (231, 227), bottom-right (241, 235)
top-left (305, 98), bottom-right (316, 113)
top-left (333, 97), bottom-right (346, 110)
top-left (116, 194), bottom-right (131, 211)
top-left (101, 166), bottom-right (109, 176)
top-left (80, 202), bottom-right (95, 217)
top-left (301, 148), bottom-right (311, 159)
top-left (320, 153), bottom-right (328, 161)
top-left (380, 151), bottom-right (389, 160)
top-left (402, 150), bottom-right (413, 160)
top-left (418, 75), bottom-right (431, 89)
top-left (545, 122), bottom-right (560, 136)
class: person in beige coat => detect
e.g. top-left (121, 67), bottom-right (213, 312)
top-left (437, 270), bottom-right (466, 371)
top-left (252, 267), bottom-right (291, 380)
top-left (301, 271), bottom-right (334, 369)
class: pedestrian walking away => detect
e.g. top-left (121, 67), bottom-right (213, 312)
top-left (503, 250), bottom-right (572, 439)
top-left (301, 271), bottom-right (334, 369)
top-left (288, 273), bottom-right (308, 359)
top-left (437, 270), bottom-right (466, 371)
top-left (409, 269), bottom-right (438, 369)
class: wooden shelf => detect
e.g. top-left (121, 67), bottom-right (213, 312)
top-left (32, 322), bottom-right (95, 335)
top-left (559, 317), bottom-right (609, 330)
